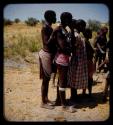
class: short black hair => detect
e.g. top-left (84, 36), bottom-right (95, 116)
top-left (60, 12), bottom-right (72, 22)
top-left (76, 19), bottom-right (86, 28)
top-left (83, 28), bottom-right (92, 38)
top-left (44, 10), bottom-right (56, 22)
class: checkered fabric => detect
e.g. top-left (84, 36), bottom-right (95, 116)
top-left (67, 33), bottom-right (88, 89)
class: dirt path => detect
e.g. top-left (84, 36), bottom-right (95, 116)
top-left (4, 64), bottom-right (109, 121)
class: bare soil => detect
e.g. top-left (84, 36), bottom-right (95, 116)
top-left (4, 60), bottom-right (110, 122)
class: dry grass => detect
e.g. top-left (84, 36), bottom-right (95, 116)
top-left (4, 22), bottom-right (109, 61)
top-left (4, 23), bottom-right (42, 59)
top-left (4, 23), bottom-right (60, 61)
top-left (4, 23), bottom-right (110, 121)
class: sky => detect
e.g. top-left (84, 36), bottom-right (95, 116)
top-left (4, 4), bottom-right (109, 23)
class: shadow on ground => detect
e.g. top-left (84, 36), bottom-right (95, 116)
top-left (66, 91), bottom-right (109, 109)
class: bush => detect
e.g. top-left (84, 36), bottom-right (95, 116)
top-left (25, 17), bottom-right (38, 26)
top-left (87, 19), bottom-right (101, 32)
top-left (4, 18), bottom-right (13, 26)
top-left (4, 33), bottom-right (42, 59)
top-left (14, 18), bottom-right (20, 23)
top-left (41, 20), bottom-right (45, 24)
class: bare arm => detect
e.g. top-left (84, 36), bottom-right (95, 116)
top-left (97, 43), bottom-right (105, 54)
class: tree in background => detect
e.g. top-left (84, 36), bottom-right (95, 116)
top-left (14, 18), bottom-right (20, 23)
top-left (25, 17), bottom-right (38, 26)
top-left (87, 19), bottom-right (101, 32)
top-left (41, 19), bottom-right (45, 24)
top-left (4, 18), bottom-right (13, 26)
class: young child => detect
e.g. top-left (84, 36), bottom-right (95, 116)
top-left (98, 41), bottom-right (110, 102)
top-left (39, 10), bottom-right (57, 109)
top-left (95, 27), bottom-right (108, 73)
top-left (83, 28), bottom-right (95, 97)
top-left (67, 19), bottom-right (88, 101)
top-left (49, 12), bottom-right (76, 113)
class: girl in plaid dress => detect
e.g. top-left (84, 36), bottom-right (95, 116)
top-left (68, 19), bottom-right (88, 101)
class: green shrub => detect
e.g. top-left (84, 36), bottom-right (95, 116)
top-left (25, 17), bottom-right (38, 26)
top-left (87, 19), bottom-right (101, 32)
top-left (14, 18), bottom-right (20, 23)
top-left (4, 33), bottom-right (42, 59)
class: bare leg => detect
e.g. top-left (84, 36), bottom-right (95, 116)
top-left (54, 79), bottom-right (61, 106)
top-left (41, 74), bottom-right (54, 109)
top-left (103, 77), bottom-right (109, 102)
top-left (52, 73), bottom-right (56, 87)
top-left (88, 78), bottom-right (93, 97)
top-left (70, 88), bottom-right (77, 102)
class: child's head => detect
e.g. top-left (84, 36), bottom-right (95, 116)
top-left (44, 10), bottom-right (56, 24)
top-left (60, 12), bottom-right (72, 27)
top-left (100, 26), bottom-right (108, 35)
top-left (83, 28), bottom-right (92, 39)
top-left (76, 19), bottom-right (86, 33)
top-left (70, 19), bottom-right (77, 29)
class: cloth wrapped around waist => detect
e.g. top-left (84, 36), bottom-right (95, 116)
top-left (55, 53), bottom-right (70, 66)
top-left (38, 49), bottom-right (53, 78)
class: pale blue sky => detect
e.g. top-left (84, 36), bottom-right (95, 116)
top-left (4, 4), bottom-right (109, 23)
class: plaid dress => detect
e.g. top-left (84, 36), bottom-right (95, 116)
top-left (67, 32), bottom-right (88, 89)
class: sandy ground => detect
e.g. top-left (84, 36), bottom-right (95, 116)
top-left (4, 61), bottom-right (110, 122)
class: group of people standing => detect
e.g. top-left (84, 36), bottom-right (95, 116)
top-left (38, 10), bottom-right (110, 113)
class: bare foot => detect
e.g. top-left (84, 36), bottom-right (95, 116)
top-left (40, 103), bottom-right (54, 109)
top-left (62, 106), bottom-right (77, 113)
